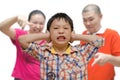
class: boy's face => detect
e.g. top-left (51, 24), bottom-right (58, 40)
top-left (49, 18), bottom-right (72, 46)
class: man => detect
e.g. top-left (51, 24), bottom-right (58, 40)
top-left (81, 4), bottom-right (120, 80)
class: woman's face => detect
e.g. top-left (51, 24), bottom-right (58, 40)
top-left (29, 14), bottom-right (45, 33)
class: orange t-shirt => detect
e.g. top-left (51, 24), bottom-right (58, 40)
top-left (81, 28), bottom-right (120, 80)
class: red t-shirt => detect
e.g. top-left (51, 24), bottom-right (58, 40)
top-left (81, 28), bottom-right (120, 80)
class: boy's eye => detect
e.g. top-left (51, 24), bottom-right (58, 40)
top-left (64, 27), bottom-right (68, 29)
top-left (54, 27), bottom-right (58, 29)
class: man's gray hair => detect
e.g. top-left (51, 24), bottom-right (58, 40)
top-left (82, 4), bottom-right (101, 15)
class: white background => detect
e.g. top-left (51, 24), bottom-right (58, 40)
top-left (0, 0), bottom-right (120, 80)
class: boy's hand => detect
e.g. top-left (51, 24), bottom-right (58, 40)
top-left (70, 31), bottom-right (75, 43)
top-left (45, 30), bottom-right (51, 43)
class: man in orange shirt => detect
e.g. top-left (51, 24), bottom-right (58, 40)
top-left (81, 4), bottom-right (120, 80)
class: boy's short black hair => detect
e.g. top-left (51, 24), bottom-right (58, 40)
top-left (47, 13), bottom-right (73, 31)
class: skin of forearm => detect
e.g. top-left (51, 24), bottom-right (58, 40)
top-left (73, 34), bottom-right (101, 42)
top-left (18, 33), bottom-right (49, 48)
top-left (0, 16), bottom-right (18, 40)
top-left (0, 16), bottom-right (17, 30)
top-left (108, 55), bottom-right (120, 67)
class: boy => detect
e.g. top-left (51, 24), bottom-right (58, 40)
top-left (18, 13), bottom-right (104, 80)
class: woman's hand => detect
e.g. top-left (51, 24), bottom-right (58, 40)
top-left (17, 15), bottom-right (28, 29)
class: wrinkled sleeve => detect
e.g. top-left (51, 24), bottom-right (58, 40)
top-left (24, 42), bottom-right (41, 60)
top-left (78, 38), bottom-right (104, 62)
top-left (89, 38), bottom-right (104, 48)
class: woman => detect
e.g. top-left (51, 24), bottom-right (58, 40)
top-left (0, 10), bottom-right (46, 80)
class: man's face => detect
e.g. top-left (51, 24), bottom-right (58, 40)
top-left (49, 19), bottom-right (72, 46)
top-left (82, 10), bottom-right (102, 34)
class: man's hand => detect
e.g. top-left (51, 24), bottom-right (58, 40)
top-left (92, 53), bottom-right (110, 66)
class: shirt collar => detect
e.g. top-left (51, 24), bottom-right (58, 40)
top-left (51, 46), bottom-right (71, 54)
top-left (50, 44), bottom-right (77, 55)
top-left (86, 27), bottom-right (106, 35)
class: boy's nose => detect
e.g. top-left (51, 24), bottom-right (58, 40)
top-left (58, 29), bottom-right (64, 34)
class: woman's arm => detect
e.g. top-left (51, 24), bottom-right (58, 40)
top-left (0, 15), bottom-right (27, 39)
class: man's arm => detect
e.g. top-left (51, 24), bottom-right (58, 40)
top-left (92, 53), bottom-right (120, 67)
